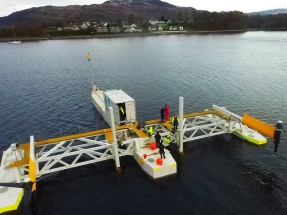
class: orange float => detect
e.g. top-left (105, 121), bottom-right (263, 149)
top-left (156, 158), bottom-right (163, 165)
top-left (150, 142), bottom-right (157, 150)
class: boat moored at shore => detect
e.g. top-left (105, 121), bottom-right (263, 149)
top-left (8, 41), bottom-right (21, 44)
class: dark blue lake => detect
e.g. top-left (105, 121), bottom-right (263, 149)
top-left (0, 32), bottom-right (287, 214)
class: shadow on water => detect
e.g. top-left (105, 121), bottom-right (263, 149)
top-left (237, 161), bottom-right (277, 194)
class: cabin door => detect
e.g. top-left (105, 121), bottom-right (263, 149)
top-left (113, 104), bottom-right (120, 125)
top-left (125, 102), bottom-right (136, 124)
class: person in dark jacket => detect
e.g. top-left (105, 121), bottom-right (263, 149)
top-left (172, 116), bottom-right (179, 131)
top-left (154, 132), bottom-right (161, 147)
top-left (160, 108), bottom-right (165, 123)
top-left (158, 141), bottom-right (166, 159)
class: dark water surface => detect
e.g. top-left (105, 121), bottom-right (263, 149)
top-left (1, 32), bottom-right (287, 214)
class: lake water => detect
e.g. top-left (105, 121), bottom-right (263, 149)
top-left (1, 32), bottom-right (287, 215)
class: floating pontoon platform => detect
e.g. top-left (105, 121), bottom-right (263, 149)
top-left (1, 85), bottom-right (275, 213)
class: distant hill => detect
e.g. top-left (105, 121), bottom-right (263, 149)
top-left (0, 0), bottom-right (196, 26)
top-left (248, 8), bottom-right (287, 16)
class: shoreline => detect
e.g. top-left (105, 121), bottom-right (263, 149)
top-left (0, 33), bottom-right (158, 42)
top-left (1, 29), bottom-right (286, 42)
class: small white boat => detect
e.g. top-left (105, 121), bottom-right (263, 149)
top-left (8, 26), bottom-right (21, 44)
top-left (8, 41), bottom-right (21, 44)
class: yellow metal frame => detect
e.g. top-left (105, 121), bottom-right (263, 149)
top-left (9, 123), bottom-right (148, 168)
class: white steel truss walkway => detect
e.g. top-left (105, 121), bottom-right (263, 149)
top-left (35, 133), bottom-right (137, 177)
top-left (179, 115), bottom-right (229, 142)
top-left (36, 134), bottom-right (113, 176)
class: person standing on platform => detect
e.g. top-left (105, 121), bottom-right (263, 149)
top-left (164, 104), bottom-right (170, 120)
top-left (154, 132), bottom-right (161, 147)
top-left (119, 106), bottom-right (125, 121)
top-left (172, 116), bottom-right (179, 132)
top-left (158, 141), bottom-right (166, 159)
top-left (160, 107), bottom-right (165, 123)
top-left (148, 126), bottom-right (153, 137)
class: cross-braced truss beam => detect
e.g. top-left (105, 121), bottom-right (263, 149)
top-left (35, 132), bottom-right (135, 177)
top-left (181, 115), bottom-right (229, 142)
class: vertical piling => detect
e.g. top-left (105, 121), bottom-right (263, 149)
top-left (29, 136), bottom-right (36, 191)
top-left (274, 120), bottom-right (283, 153)
top-left (109, 107), bottom-right (121, 169)
top-left (179, 97), bottom-right (184, 154)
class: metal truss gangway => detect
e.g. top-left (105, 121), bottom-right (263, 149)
top-left (145, 99), bottom-right (267, 153)
top-left (7, 128), bottom-right (142, 181)
top-left (1, 99), bottom-right (267, 185)
top-left (0, 94), bottom-right (277, 213)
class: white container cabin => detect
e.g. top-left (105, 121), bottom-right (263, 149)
top-left (91, 85), bottom-right (136, 126)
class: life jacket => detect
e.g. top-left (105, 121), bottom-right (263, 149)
top-left (172, 117), bottom-right (179, 124)
top-left (148, 127), bottom-right (153, 135)
top-left (119, 106), bottom-right (125, 114)
top-left (163, 136), bottom-right (171, 144)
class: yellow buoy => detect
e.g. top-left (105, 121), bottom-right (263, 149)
top-left (139, 157), bottom-right (145, 164)
top-left (87, 53), bottom-right (91, 60)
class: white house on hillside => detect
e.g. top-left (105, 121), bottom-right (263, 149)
top-left (64, 25), bottom-right (71, 30)
top-left (110, 27), bottom-right (121, 33)
top-left (149, 19), bottom-right (165, 25)
top-left (71, 24), bottom-right (80, 30)
top-left (97, 25), bottom-right (108, 33)
top-left (81, 22), bottom-right (88, 29)
top-left (148, 26), bottom-right (163, 31)
top-left (169, 26), bottom-right (184, 31)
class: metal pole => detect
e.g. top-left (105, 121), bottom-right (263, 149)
top-left (179, 97), bottom-right (184, 153)
top-left (212, 105), bottom-right (243, 121)
top-left (29, 136), bottom-right (36, 191)
top-left (109, 107), bottom-right (120, 169)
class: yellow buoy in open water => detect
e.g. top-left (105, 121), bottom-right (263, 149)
top-left (87, 53), bottom-right (91, 60)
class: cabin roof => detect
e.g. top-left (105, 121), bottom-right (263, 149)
top-left (104, 89), bottom-right (134, 104)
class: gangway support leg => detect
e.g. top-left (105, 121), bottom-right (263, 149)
top-left (179, 97), bottom-right (184, 154)
top-left (109, 107), bottom-right (121, 170)
top-left (29, 136), bottom-right (37, 191)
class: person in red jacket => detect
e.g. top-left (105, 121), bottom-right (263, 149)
top-left (164, 104), bottom-right (170, 120)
